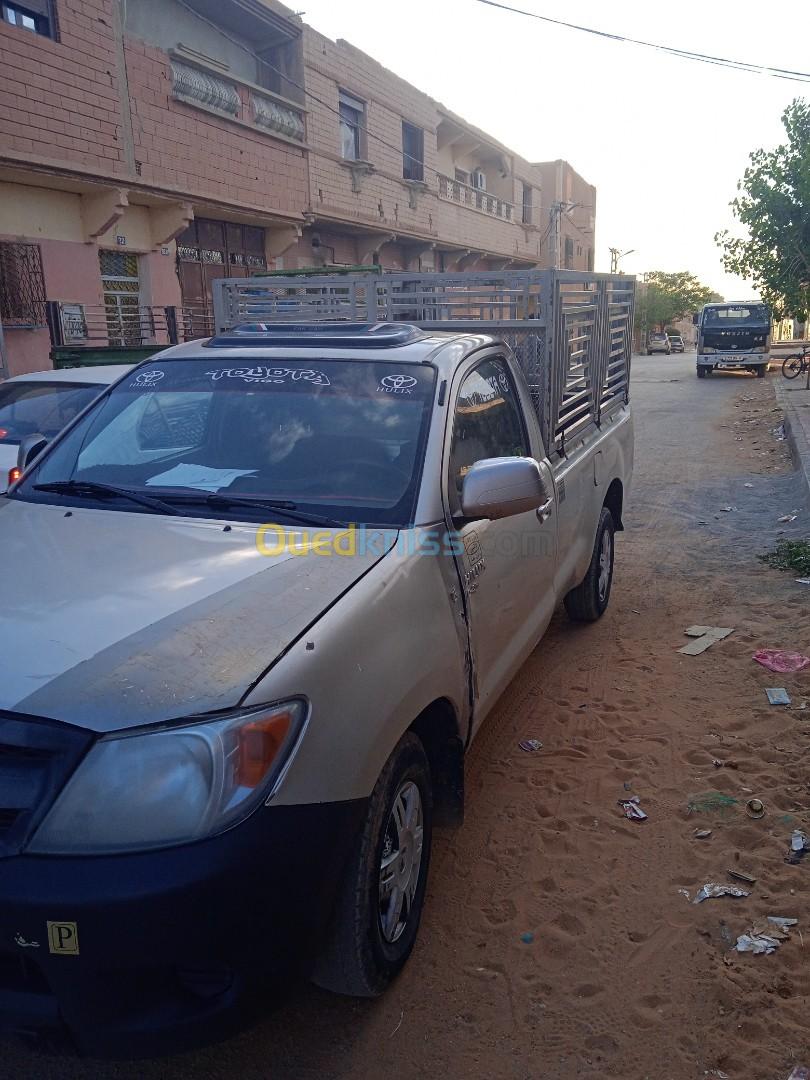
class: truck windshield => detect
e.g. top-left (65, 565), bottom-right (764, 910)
top-left (0, 381), bottom-right (103, 444)
top-left (17, 358), bottom-right (436, 526)
top-left (703, 305), bottom-right (769, 325)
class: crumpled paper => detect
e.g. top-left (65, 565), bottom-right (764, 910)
top-left (692, 883), bottom-right (749, 904)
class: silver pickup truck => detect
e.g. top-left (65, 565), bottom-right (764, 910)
top-left (0, 271), bottom-right (633, 1056)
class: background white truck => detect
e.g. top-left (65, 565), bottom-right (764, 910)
top-left (694, 301), bottom-right (771, 378)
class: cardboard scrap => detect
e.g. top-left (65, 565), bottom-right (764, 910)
top-left (680, 627), bottom-right (735, 655)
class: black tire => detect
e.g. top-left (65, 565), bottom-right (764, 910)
top-left (564, 507), bottom-right (615, 623)
top-left (782, 356), bottom-right (804, 380)
top-left (312, 732), bottom-right (433, 997)
top-left (756, 365), bottom-right (766, 378)
top-left (697, 366), bottom-right (706, 379)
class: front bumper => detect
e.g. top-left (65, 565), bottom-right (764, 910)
top-left (697, 353), bottom-right (768, 369)
top-left (0, 799), bottom-right (366, 1058)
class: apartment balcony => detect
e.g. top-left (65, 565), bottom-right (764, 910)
top-left (438, 174), bottom-right (513, 222)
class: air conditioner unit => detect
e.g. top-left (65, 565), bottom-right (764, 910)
top-left (471, 170), bottom-right (487, 191)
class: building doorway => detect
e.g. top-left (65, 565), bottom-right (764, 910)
top-left (177, 219), bottom-right (267, 334)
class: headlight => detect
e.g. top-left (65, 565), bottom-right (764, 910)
top-left (702, 347), bottom-right (717, 354)
top-left (751, 345), bottom-right (766, 354)
top-left (28, 700), bottom-right (307, 854)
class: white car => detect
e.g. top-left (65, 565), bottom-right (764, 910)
top-left (0, 365), bottom-right (131, 491)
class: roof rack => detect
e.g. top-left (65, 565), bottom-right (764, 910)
top-left (204, 322), bottom-right (425, 350)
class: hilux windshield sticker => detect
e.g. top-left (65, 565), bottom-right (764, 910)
top-left (206, 367), bottom-right (331, 386)
top-left (130, 369), bottom-right (166, 388)
top-left (377, 374), bottom-right (418, 395)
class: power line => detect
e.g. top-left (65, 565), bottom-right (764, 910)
top-left (471, 0), bottom-right (810, 82)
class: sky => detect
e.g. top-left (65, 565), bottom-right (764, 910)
top-left (296, 0), bottom-right (810, 299)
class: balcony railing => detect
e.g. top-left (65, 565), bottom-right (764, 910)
top-left (44, 302), bottom-right (213, 357)
top-left (438, 174), bottom-right (514, 221)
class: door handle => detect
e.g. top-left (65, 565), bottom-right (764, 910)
top-left (536, 498), bottom-right (553, 522)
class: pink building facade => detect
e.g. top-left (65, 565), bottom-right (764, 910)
top-left (0, 1), bottom-right (597, 376)
top-left (0, 0), bottom-right (309, 376)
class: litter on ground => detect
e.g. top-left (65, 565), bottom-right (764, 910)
top-left (692, 883), bottom-right (749, 904)
top-left (736, 917), bottom-right (797, 955)
top-left (687, 792), bottom-right (739, 816)
top-left (727, 870), bottom-right (756, 885)
top-left (519, 738), bottom-right (543, 753)
top-left (680, 626), bottom-right (735, 655)
top-left (753, 649), bottom-right (810, 674)
top-left (746, 798), bottom-right (766, 819)
top-left (766, 688), bottom-right (791, 705)
top-left (786, 831), bottom-right (809, 864)
top-left (618, 796), bottom-right (647, 821)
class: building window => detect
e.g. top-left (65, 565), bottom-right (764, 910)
top-left (257, 39), bottom-right (304, 105)
top-left (339, 90), bottom-right (365, 161)
top-left (522, 183), bottom-right (533, 225)
top-left (1, 0), bottom-right (55, 38)
top-left (99, 250), bottom-right (141, 346)
top-left (564, 236), bottom-right (574, 270)
top-left (587, 247), bottom-right (594, 271)
top-left (0, 241), bottom-right (46, 327)
top-left (454, 168), bottom-right (469, 185)
top-left (402, 121), bottom-right (424, 182)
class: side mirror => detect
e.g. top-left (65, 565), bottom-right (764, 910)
top-left (17, 433), bottom-right (49, 471)
top-left (692, 313), bottom-right (699, 325)
top-left (461, 457), bottom-right (549, 521)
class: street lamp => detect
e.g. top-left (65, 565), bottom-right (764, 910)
top-left (609, 247), bottom-right (635, 274)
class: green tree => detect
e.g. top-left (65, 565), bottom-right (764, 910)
top-left (716, 98), bottom-right (810, 320)
top-left (636, 271), bottom-right (719, 333)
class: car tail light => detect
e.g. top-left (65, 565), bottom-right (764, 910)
top-left (7, 467), bottom-right (22, 488)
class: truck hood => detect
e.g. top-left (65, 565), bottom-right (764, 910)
top-left (0, 499), bottom-right (395, 732)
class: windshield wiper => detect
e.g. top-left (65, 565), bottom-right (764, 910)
top-left (159, 491), bottom-right (348, 529)
top-left (33, 480), bottom-right (183, 517)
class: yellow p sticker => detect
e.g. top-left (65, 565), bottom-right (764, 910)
top-left (47, 921), bottom-right (79, 956)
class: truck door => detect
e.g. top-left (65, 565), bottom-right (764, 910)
top-left (445, 355), bottom-right (557, 729)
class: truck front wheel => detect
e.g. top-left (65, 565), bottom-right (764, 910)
top-left (756, 365), bottom-right (766, 378)
top-left (697, 366), bottom-right (706, 378)
top-left (564, 507), bottom-right (615, 622)
top-left (312, 732), bottom-right (433, 997)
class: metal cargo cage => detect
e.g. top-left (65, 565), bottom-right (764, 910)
top-left (213, 270), bottom-right (634, 460)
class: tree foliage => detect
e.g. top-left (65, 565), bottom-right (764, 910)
top-left (716, 98), bottom-right (810, 320)
top-left (636, 271), bottom-right (720, 331)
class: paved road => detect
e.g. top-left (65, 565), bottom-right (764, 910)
top-left (3, 355), bottom-right (809, 1079)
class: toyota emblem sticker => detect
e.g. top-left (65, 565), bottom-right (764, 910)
top-left (378, 374), bottom-right (419, 395)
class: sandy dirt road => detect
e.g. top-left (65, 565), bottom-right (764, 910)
top-left (4, 353), bottom-right (810, 1080)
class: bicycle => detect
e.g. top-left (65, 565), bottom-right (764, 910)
top-left (782, 343), bottom-right (810, 379)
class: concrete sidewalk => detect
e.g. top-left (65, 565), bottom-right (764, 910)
top-left (774, 373), bottom-right (810, 499)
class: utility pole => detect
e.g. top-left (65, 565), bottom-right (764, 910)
top-left (550, 202), bottom-right (561, 270)
top-left (550, 201), bottom-right (582, 270)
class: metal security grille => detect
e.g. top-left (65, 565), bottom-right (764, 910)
top-left (213, 270), bottom-right (634, 459)
top-left (0, 242), bottom-right (46, 327)
top-left (99, 250), bottom-right (141, 346)
top-left (177, 219), bottom-right (267, 333)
